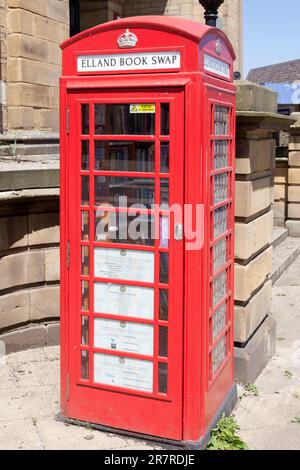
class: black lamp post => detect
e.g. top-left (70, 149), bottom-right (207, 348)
top-left (199, 0), bottom-right (225, 27)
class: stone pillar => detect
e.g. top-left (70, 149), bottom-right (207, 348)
top-left (234, 81), bottom-right (294, 384)
top-left (286, 114), bottom-right (300, 237)
top-left (274, 146), bottom-right (289, 227)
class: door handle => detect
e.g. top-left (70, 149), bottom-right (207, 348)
top-left (174, 223), bottom-right (183, 241)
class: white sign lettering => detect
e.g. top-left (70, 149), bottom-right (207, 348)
top-left (204, 53), bottom-right (230, 78)
top-left (77, 51), bottom-right (181, 73)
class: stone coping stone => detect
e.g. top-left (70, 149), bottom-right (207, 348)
top-left (0, 188), bottom-right (60, 202)
top-left (0, 131), bottom-right (59, 142)
top-left (0, 322), bottom-right (60, 354)
top-left (0, 168), bottom-right (59, 191)
top-left (236, 112), bottom-right (295, 132)
top-left (235, 81), bottom-right (278, 113)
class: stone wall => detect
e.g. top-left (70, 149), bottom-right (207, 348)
top-left (286, 114), bottom-right (300, 237)
top-left (3, 0), bottom-right (69, 132)
top-left (233, 81), bottom-right (293, 384)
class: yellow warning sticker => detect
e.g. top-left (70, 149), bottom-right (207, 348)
top-left (130, 104), bottom-right (156, 114)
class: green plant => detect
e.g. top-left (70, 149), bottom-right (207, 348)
top-left (291, 417), bottom-right (300, 424)
top-left (207, 415), bottom-right (248, 451)
top-left (284, 370), bottom-right (293, 379)
top-left (243, 383), bottom-right (259, 397)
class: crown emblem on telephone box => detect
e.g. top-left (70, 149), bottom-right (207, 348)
top-left (117, 29), bottom-right (138, 49)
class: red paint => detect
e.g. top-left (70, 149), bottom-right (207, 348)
top-left (60, 16), bottom-right (236, 445)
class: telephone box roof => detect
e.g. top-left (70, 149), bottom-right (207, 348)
top-left (61, 15), bottom-right (235, 59)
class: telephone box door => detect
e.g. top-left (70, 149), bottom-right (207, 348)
top-left (64, 88), bottom-right (185, 440)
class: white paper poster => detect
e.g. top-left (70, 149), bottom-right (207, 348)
top-left (94, 248), bottom-right (155, 283)
top-left (94, 353), bottom-right (153, 392)
top-left (94, 283), bottom-right (154, 319)
top-left (94, 318), bottom-right (154, 356)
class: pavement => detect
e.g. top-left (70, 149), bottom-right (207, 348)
top-left (234, 255), bottom-right (300, 450)
top-left (1, 257), bottom-right (300, 450)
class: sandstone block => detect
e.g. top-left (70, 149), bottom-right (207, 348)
top-left (272, 201), bottom-right (286, 220)
top-left (46, 0), bottom-right (69, 24)
top-left (290, 112), bottom-right (300, 127)
top-left (289, 143), bottom-right (300, 151)
top-left (286, 220), bottom-right (300, 237)
top-left (234, 246), bottom-right (273, 303)
top-left (8, 83), bottom-right (50, 108)
top-left (8, 34), bottom-right (49, 62)
top-left (8, 0), bottom-right (46, 16)
top-left (235, 211), bottom-right (273, 261)
top-left (0, 251), bottom-right (45, 291)
top-left (0, 215), bottom-right (28, 250)
top-left (7, 9), bottom-right (34, 35)
top-left (45, 248), bottom-right (60, 282)
top-left (30, 286), bottom-right (60, 321)
top-left (288, 203), bottom-right (300, 219)
top-left (235, 139), bottom-right (275, 175)
top-left (235, 177), bottom-right (272, 219)
top-left (8, 57), bottom-right (60, 87)
top-left (289, 168), bottom-right (300, 185)
top-left (8, 107), bottom-right (34, 130)
top-left (0, 291), bottom-right (30, 330)
top-left (34, 109), bottom-right (59, 131)
top-left (236, 81), bottom-right (277, 113)
top-left (33, 14), bottom-right (66, 43)
top-left (289, 151), bottom-right (300, 167)
top-left (28, 213), bottom-right (59, 246)
top-left (288, 186), bottom-right (300, 203)
top-left (274, 184), bottom-right (287, 201)
top-left (1, 325), bottom-right (47, 353)
top-left (274, 167), bottom-right (288, 184)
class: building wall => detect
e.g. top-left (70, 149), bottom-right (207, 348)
top-left (0, 0), bottom-right (243, 133)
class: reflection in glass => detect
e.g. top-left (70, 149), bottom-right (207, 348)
top-left (158, 363), bottom-right (168, 394)
top-left (159, 290), bottom-right (168, 321)
top-left (160, 179), bottom-right (169, 207)
top-left (160, 216), bottom-right (169, 248)
top-left (81, 246), bottom-right (89, 275)
top-left (81, 281), bottom-right (89, 311)
top-left (212, 335), bottom-right (227, 375)
top-left (160, 253), bottom-right (169, 284)
top-left (95, 141), bottom-right (155, 172)
top-left (214, 173), bottom-right (228, 204)
top-left (95, 210), bottom-right (155, 246)
top-left (214, 106), bottom-right (229, 135)
top-left (161, 104), bottom-right (170, 135)
top-left (95, 176), bottom-right (155, 208)
top-left (214, 206), bottom-right (228, 239)
top-left (213, 302), bottom-right (227, 341)
top-left (94, 104), bottom-right (155, 135)
top-left (159, 326), bottom-right (168, 357)
top-left (82, 176), bottom-right (89, 206)
top-left (81, 141), bottom-right (89, 170)
top-left (81, 104), bottom-right (89, 135)
top-left (213, 271), bottom-right (227, 307)
top-left (213, 238), bottom-right (227, 274)
top-left (81, 211), bottom-right (89, 241)
top-left (160, 143), bottom-right (169, 173)
top-left (81, 350), bottom-right (89, 380)
top-left (214, 141), bottom-right (229, 170)
top-left (81, 316), bottom-right (89, 345)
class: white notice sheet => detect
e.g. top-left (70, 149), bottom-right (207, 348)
top-left (94, 318), bottom-right (154, 356)
top-left (94, 248), bottom-right (155, 283)
top-left (94, 283), bottom-right (154, 319)
top-left (94, 353), bottom-right (153, 392)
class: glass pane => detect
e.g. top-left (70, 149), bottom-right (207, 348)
top-left (81, 104), bottom-right (89, 135)
top-left (95, 176), bottom-right (155, 208)
top-left (95, 141), bottom-right (155, 172)
top-left (212, 335), bottom-right (227, 375)
top-left (214, 141), bottom-right (229, 170)
top-left (94, 247), bottom-right (155, 283)
top-left (160, 216), bottom-right (169, 248)
top-left (213, 302), bottom-right (227, 341)
top-left (81, 281), bottom-right (89, 311)
top-left (160, 253), bottom-right (169, 284)
top-left (94, 282), bottom-right (154, 320)
top-left (82, 176), bottom-right (89, 206)
top-left (160, 142), bottom-right (169, 173)
top-left (81, 141), bottom-right (89, 170)
top-left (214, 206), bottom-right (228, 239)
top-left (95, 210), bottom-right (155, 246)
top-left (81, 211), bottom-right (89, 241)
top-left (158, 363), bottom-right (168, 394)
top-left (159, 326), bottom-right (168, 357)
top-left (214, 106), bottom-right (229, 135)
top-left (159, 290), bottom-right (168, 321)
top-left (81, 316), bottom-right (89, 345)
top-left (160, 178), bottom-right (169, 207)
top-left (81, 246), bottom-right (89, 275)
top-left (161, 103), bottom-right (170, 135)
top-left (213, 238), bottom-right (227, 273)
top-left (94, 353), bottom-right (153, 392)
top-left (213, 271), bottom-right (227, 307)
top-left (94, 318), bottom-right (154, 356)
top-left (94, 104), bottom-right (155, 135)
top-left (81, 350), bottom-right (89, 380)
top-left (214, 173), bottom-right (229, 204)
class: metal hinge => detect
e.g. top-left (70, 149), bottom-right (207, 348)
top-left (66, 373), bottom-right (70, 401)
top-left (66, 106), bottom-right (70, 134)
top-left (66, 240), bottom-right (70, 269)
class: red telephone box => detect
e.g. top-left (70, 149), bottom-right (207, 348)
top-left (59, 16), bottom-right (236, 448)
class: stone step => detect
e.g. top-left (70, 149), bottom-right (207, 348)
top-left (271, 236), bottom-right (300, 284)
top-left (272, 227), bottom-right (288, 249)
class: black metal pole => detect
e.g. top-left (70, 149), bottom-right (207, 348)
top-left (199, 0), bottom-right (225, 27)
